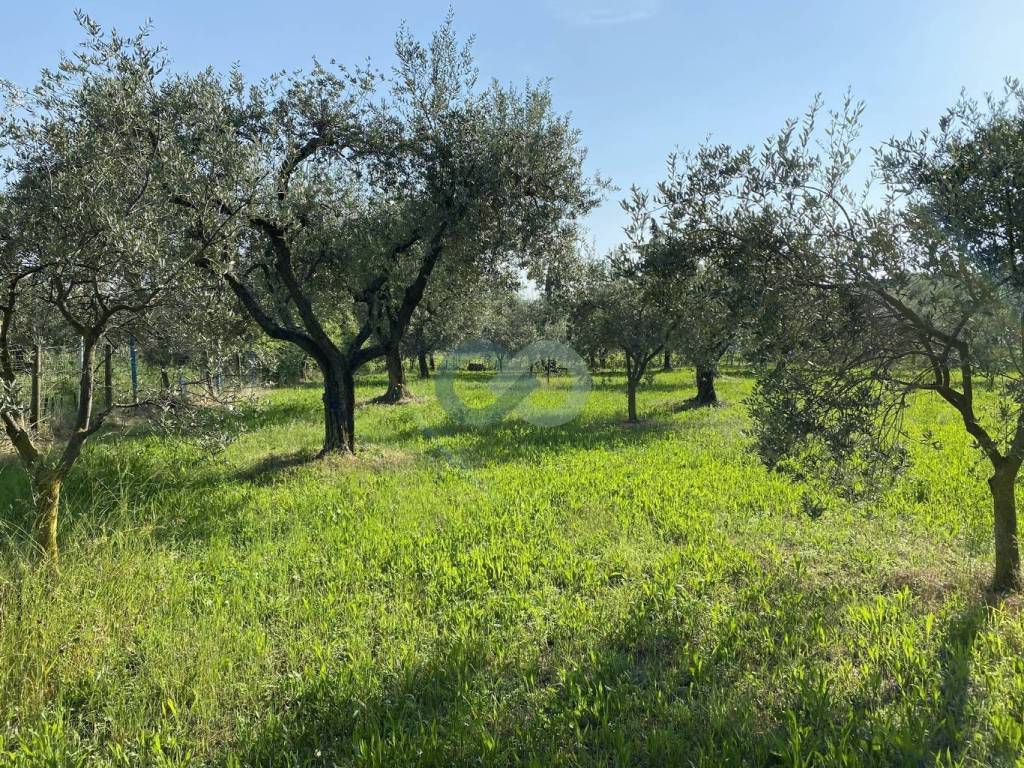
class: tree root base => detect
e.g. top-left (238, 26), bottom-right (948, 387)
top-left (369, 390), bottom-right (420, 406)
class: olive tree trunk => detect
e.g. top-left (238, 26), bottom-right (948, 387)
top-left (626, 379), bottom-right (638, 423)
top-left (990, 461), bottom-right (1021, 592)
top-left (6, 334), bottom-right (108, 561)
top-left (321, 363), bottom-right (355, 454)
top-left (377, 344), bottom-right (412, 403)
top-left (693, 366), bottom-right (718, 407)
top-left (31, 469), bottom-right (62, 559)
top-left (418, 351), bottom-right (430, 379)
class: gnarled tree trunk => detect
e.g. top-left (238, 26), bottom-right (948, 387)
top-left (990, 461), bottom-right (1021, 591)
top-left (418, 351), bottom-right (430, 379)
top-left (626, 379), bottom-right (638, 423)
top-left (321, 363), bottom-right (355, 454)
top-left (693, 366), bottom-right (718, 407)
top-left (662, 350), bottom-right (673, 372)
top-left (377, 344), bottom-right (413, 403)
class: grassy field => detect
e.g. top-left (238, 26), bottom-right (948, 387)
top-left (0, 368), bottom-right (1022, 766)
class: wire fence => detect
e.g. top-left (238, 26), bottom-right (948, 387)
top-left (8, 339), bottom-right (278, 434)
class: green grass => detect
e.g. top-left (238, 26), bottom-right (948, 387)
top-left (0, 369), bottom-right (1022, 766)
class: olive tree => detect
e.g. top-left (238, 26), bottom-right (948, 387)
top-left (402, 267), bottom-right (505, 379)
top-left (744, 86), bottom-right (1024, 591)
top-left (164, 18), bottom-right (597, 453)
top-left (480, 292), bottom-right (539, 371)
top-left (566, 256), bottom-right (613, 370)
top-left (623, 146), bottom-right (764, 406)
top-left (671, 263), bottom-right (736, 405)
top-left (576, 247), bottom-right (679, 422)
top-left (0, 19), bottom-right (197, 557)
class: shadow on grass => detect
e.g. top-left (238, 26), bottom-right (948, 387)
top-left (925, 592), bottom-right (1002, 758)
top-left (229, 636), bottom-right (491, 767)
top-left (0, 429), bottom-right (248, 553)
top-left (218, 585), bottom-right (1005, 767)
top-left (0, 390), bottom-right (343, 542)
top-left (399, 413), bottom-right (682, 468)
top-left (663, 397), bottom-right (729, 414)
top-left (234, 449), bottom-right (321, 486)
top-left (0, 382), bottom-right (426, 550)
top-left (590, 372), bottom-right (692, 394)
top-left (0, 455), bottom-right (32, 546)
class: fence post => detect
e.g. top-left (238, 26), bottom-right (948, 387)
top-left (77, 336), bottom-right (85, 407)
top-left (215, 340), bottom-right (223, 392)
top-left (129, 336), bottom-right (139, 404)
top-left (30, 344), bottom-right (42, 430)
top-left (104, 342), bottom-right (113, 410)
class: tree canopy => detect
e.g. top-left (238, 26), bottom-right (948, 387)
top-left (162, 16), bottom-right (599, 451)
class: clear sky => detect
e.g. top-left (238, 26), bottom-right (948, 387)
top-left (3, 1), bottom-right (1023, 253)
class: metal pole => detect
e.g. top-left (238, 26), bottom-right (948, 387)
top-left (129, 336), bottom-right (139, 404)
top-left (30, 344), bottom-right (42, 430)
top-left (104, 342), bottom-right (113, 410)
top-left (215, 340), bottom-right (223, 392)
top-left (77, 336), bottom-right (85, 407)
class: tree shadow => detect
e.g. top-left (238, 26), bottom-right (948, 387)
top-left (234, 448), bottom-right (321, 486)
top-left (0, 428), bottom-right (253, 554)
top-left (0, 383), bottom-right (404, 550)
top-left (655, 397), bottom-right (730, 414)
top-left (398, 413), bottom-right (682, 468)
top-left (226, 635), bottom-right (492, 767)
top-left (0, 382), bottom-right (441, 552)
top-left (591, 373), bottom-right (691, 394)
top-left (924, 589), bottom-right (1003, 760)
top-left (0, 455), bottom-right (32, 545)
top-left (214, 579), bottom-right (1007, 766)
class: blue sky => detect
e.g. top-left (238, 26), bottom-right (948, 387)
top-left (3, 1), bottom-right (1023, 252)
